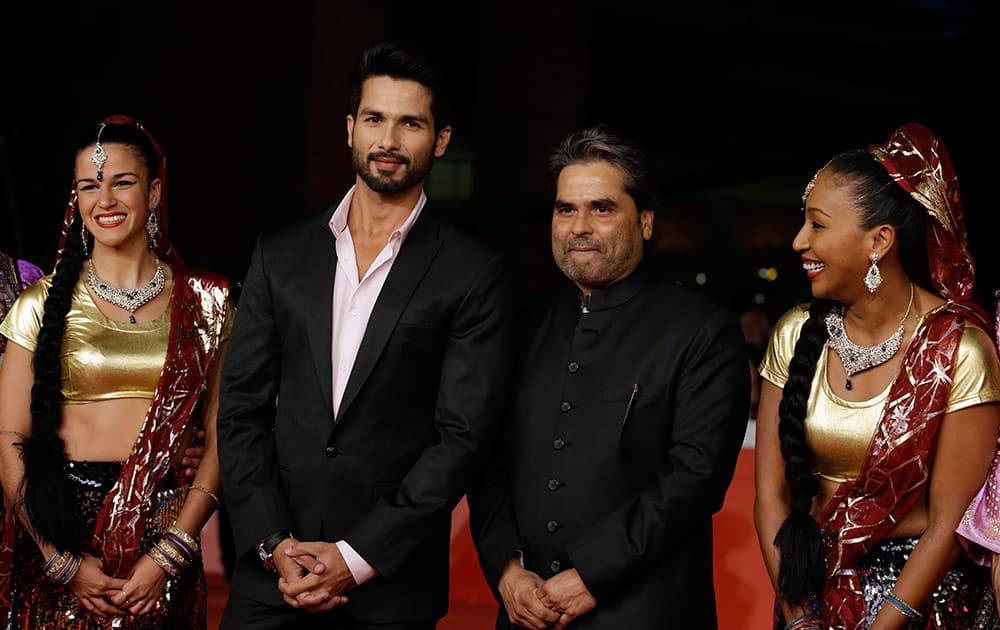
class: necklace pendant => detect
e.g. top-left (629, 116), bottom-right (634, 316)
top-left (129, 315), bottom-right (137, 325)
top-left (845, 378), bottom-right (852, 391)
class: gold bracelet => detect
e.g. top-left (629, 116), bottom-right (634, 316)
top-left (153, 538), bottom-right (192, 570)
top-left (167, 524), bottom-right (201, 554)
top-left (42, 550), bottom-right (82, 585)
top-left (147, 546), bottom-right (180, 578)
top-left (188, 484), bottom-right (220, 508)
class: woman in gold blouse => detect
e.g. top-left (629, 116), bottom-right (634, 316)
top-left (753, 123), bottom-right (1000, 630)
top-left (0, 116), bottom-right (233, 629)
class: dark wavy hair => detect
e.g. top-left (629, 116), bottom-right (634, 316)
top-left (20, 121), bottom-right (158, 552)
top-left (773, 148), bottom-right (930, 604)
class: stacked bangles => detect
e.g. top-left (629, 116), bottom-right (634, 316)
top-left (42, 550), bottom-right (82, 585)
top-left (147, 524), bottom-right (201, 578)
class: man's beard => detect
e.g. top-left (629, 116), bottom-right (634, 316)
top-left (352, 148), bottom-right (433, 194)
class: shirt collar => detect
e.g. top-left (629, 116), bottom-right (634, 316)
top-left (328, 185), bottom-right (427, 246)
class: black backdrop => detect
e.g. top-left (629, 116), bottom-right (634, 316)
top-left (3, 1), bottom-right (997, 323)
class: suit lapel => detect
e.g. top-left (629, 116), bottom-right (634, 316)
top-left (336, 212), bottom-right (442, 423)
top-left (305, 211), bottom-right (338, 417)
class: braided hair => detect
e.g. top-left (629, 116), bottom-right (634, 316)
top-left (20, 122), bottom-right (159, 552)
top-left (773, 149), bottom-right (930, 603)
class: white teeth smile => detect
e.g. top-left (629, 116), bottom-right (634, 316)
top-left (803, 262), bottom-right (824, 272)
top-left (96, 214), bottom-right (126, 226)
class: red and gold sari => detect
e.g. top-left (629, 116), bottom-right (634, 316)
top-left (0, 267), bottom-right (229, 629)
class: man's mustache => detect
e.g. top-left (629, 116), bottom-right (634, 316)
top-left (368, 151), bottom-right (410, 165)
top-left (564, 237), bottom-right (602, 252)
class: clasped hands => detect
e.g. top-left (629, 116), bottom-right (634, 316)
top-left (273, 539), bottom-right (357, 612)
top-left (498, 560), bottom-right (596, 630)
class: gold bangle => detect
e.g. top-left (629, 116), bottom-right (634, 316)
top-left (147, 546), bottom-right (180, 578)
top-left (154, 538), bottom-right (192, 570)
top-left (43, 550), bottom-right (82, 585)
top-left (167, 524), bottom-right (201, 554)
top-left (189, 484), bottom-right (220, 508)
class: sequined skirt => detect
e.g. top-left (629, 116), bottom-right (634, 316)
top-left (774, 537), bottom-right (1000, 629)
top-left (6, 461), bottom-right (206, 629)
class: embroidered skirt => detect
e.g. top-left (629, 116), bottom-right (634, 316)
top-left (774, 536), bottom-right (1000, 629)
top-left (6, 461), bottom-right (206, 629)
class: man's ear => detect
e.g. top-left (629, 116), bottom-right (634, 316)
top-left (640, 209), bottom-right (654, 240)
top-left (434, 126), bottom-right (452, 158)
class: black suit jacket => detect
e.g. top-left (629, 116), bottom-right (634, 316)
top-left (218, 204), bottom-right (512, 623)
top-left (470, 267), bottom-right (749, 628)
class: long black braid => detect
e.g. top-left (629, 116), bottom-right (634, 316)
top-left (773, 297), bottom-right (834, 603)
top-left (20, 209), bottom-right (87, 552)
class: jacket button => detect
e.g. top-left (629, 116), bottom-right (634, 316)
top-left (550, 560), bottom-right (561, 573)
top-left (325, 446), bottom-right (338, 457)
top-left (567, 361), bottom-right (580, 373)
top-left (547, 479), bottom-right (560, 491)
top-left (546, 520), bottom-right (559, 533)
top-left (553, 438), bottom-right (565, 450)
top-left (560, 401), bottom-right (572, 413)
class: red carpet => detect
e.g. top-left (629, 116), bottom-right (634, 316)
top-left (205, 448), bottom-right (771, 629)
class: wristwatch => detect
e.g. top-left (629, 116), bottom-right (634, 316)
top-left (256, 530), bottom-right (293, 573)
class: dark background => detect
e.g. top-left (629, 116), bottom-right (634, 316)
top-left (2, 0), bottom-right (997, 325)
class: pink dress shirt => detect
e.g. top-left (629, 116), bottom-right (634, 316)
top-left (328, 186), bottom-right (426, 585)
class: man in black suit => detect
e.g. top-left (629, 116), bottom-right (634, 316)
top-left (217, 41), bottom-right (512, 629)
top-left (470, 126), bottom-right (749, 628)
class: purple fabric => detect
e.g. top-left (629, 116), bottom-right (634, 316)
top-left (16, 259), bottom-right (43, 289)
top-left (954, 294), bottom-right (1000, 566)
top-left (957, 441), bottom-right (1000, 566)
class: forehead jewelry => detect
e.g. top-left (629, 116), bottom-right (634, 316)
top-left (91, 123), bottom-right (108, 181)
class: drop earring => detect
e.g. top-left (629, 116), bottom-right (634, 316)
top-left (146, 206), bottom-right (160, 250)
top-left (80, 216), bottom-right (90, 258)
top-left (864, 251), bottom-right (882, 293)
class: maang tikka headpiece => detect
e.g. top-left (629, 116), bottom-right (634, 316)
top-left (91, 123), bottom-right (108, 181)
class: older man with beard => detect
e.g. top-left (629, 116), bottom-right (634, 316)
top-left (470, 125), bottom-right (749, 629)
top-left (217, 41), bottom-right (513, 630)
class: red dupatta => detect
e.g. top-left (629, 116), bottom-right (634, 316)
top-left (92, 267), bottom-right (228, 576)
top-left (820, 303), bottom-right (983, 629)
top-left (818, 124), bottom-right (992, 628)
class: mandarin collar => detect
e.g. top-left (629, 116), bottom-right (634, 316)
top-left (576, 263), bottom-right (649, 313)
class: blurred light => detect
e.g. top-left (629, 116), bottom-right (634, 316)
top-left (754, 293), bottom-right (766, 304)
top-left (756, 267), bottom-right (779, 281)
top-left (695, 272), bottom-right (707, 285)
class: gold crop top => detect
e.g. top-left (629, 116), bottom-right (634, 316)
top-left (0, 274), bottom-right (234, 404)
top-left (759, 303), bottom-right (1000, 482)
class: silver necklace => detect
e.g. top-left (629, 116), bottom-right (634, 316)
top-left (825, 283), bottom-right (914, 391)
top-left (87, 260), bottom-right (165, 324)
